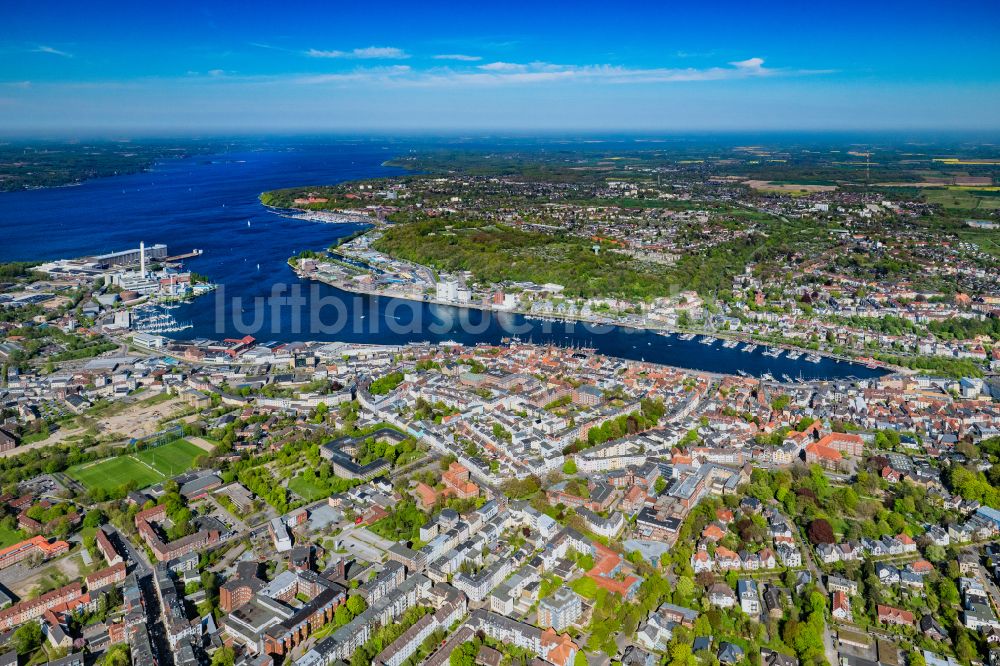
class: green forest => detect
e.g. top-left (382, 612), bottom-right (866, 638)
top-left (373, 212), bottom-right (830, 298)
top-left (0, 141), bottom-right (216, 191)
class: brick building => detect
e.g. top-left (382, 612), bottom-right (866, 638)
top-left (0, 536), bottom-right (69, 570)
top-left (135, 504), bottom-right (219, 561)
top-left (0, 583), bottom-right (84, 630)
top-left (85, 562), bottom-right (127, 591)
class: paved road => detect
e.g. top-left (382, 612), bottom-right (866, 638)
top-left (210, 542), bottom-right (248, 574)
top-left (0, 426), bottom-right (83, 457)
top-left (108, 525), bottom-right (153, 576)
top-left (138, 571), bottom-right (174, 666)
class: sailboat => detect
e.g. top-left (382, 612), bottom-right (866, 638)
top-left (247, 220), bottom-right (251, 228)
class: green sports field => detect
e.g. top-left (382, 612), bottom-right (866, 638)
top-left (134, 439), bottom-right (204, 476)
top-left (68, 439), bottom-right (204, 493)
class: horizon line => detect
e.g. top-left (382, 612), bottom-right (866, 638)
top-left (4, 127), bottom-right (1000, 141)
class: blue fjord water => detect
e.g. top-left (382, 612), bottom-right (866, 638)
top-left (0, 142), bottom-right (882, 380)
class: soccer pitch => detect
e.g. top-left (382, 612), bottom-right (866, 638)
top-left (134, 439), bottom-right (204, 476)
top-left (68, 439), bottom-right (203, 493)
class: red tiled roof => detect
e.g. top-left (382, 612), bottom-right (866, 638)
top-left (877, 604), bottom-right (914, 625)
top-left (586, 542), bottom-right (639, 597)
top-left (702, 524), bottom-right (726, 541)
top-left (805, 442), bottom-right (842, 461)
top-left (540, 629), bottom-right (579, 666)
top-left (414, 483), bottom-right (437, 508)
top-left (816, 432), bottom-right (863, 447)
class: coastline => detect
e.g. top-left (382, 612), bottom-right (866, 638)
top-left (289, 260), bottom-right (898, 377)
top-left (123, 330), bottom-right (798, 387)
top-left (253, 194), bottom-right (906, 379)
top-left (0, 148), bottom-right (214, 195)
top-left (0, 153), bottom-right (923, 382)
top-left (263, 203), bottom-right (901, 377)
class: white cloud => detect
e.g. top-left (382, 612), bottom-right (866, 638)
top-left (249, 42), bottom-right (297, 53)
top-left (295, 65), bottom-right (412, 85)
top-left (295, 52), bottom-right (788, 85)
top-left (432, 54), bottom-right (481, 62)
top-left (477, 61), bottom-right (527, 72)
top-left (185, 69), bottom-right (230, 78)
top-left (33, 45), bottom-right (73, 58)
top-left (25, 55), bottom-right (821, 96)
top-left (675, 50), bottom-right (717, 59)
top-left (306, 46), bottom-right (409, 60)
top-left (291, 57), bottom-right (805, 88)
top-left (730, 57), bottom-right (765, 72)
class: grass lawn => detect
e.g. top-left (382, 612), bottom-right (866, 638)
top-left (310, 620), bottom-right (339, 642)
top-left (68, 438), bottom-right (203, 493)
top-left (0, 524), bottom-right (25, 549)
top-left (21, 432), bottom-right (49, 445)
top-left (288, 474), bottom-right (329, 502)
top-left (138, 391), bottom-right (174, 407)
top-left (396, 450), bottom-right (424, 466)
top-left (570, 575), bottom-right (599, 599)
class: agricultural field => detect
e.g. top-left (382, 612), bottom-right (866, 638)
top-left (68, 439), bottom-right (204, 493)
top-left (923, 186), bottom-right (1000, 211)
top-left (743, 179), bottom-right (838, 195)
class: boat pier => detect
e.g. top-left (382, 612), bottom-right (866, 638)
top-left (164, 249), bottom-right (203, 262)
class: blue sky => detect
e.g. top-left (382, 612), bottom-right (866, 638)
top-left (2, 0), bottom-right (999, 134)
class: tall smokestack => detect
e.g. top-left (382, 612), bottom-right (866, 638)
top-left (140, 241), bottom-right (146, 275)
